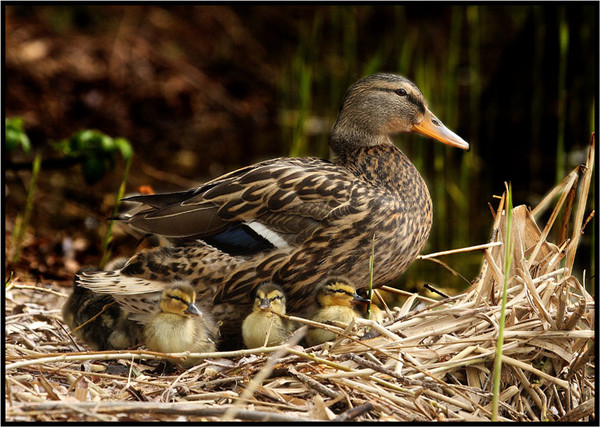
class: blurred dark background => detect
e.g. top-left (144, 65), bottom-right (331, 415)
top-left (4, 5), bottom-right (597, 293)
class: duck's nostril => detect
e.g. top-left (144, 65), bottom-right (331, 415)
top-left (432, 119), bottom-right (441, 126)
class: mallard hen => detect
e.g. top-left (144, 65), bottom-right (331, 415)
top-left (77, 73), bottom-right (469, 347)
top-left (143, 282), bottom-right (218, 367)
top-left (305, 277), bottom-right (369, 346)
top-left (242, 282), bottom-right (294, 348)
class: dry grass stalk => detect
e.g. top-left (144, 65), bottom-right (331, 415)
top-left (4, 141), bottom-right (594, 421)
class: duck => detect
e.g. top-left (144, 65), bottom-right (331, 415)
top-left (76, 73), bottom-right (469, 348)
top-left (143, 282), bottom-right (218, 367)
top-left (62, 257), bottom-right (144, 350)
top-left (242, 282), bottom-right (294, 348)
top-left (305, 277), bottom-right (370, 346)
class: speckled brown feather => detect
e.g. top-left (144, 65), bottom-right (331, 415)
top-left (63, 259), bottom-right (144, 350)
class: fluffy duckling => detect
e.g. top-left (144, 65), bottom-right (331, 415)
top-left (305, 277), bottom-right (370, 347)
top-left (357, 302), bottom-right (385, 324)
top-left (355, 289), bottom-right (386, 324)
top-left (242, 283), bottom-right (293, 348)
top-left (143, 282), bottom-right (218, 367)
top-left (62, 258), bottom-right (143, 350)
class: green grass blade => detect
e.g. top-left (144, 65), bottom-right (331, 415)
top-left (556, 7), bottom-right (569, 185)
top-left (11, 152), bottom-right (42, 264)
top-left (491, 183), bottom-right (513, 420)
top-left (367, 233), bottom-right (376, 319)
top-left (99, 155), bottom-right (133, 269)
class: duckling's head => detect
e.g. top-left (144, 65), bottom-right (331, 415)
top-left (159, 282), bottom-right (202, 317)
top-left (252, 282), bottom-right (287, 316)
top-left (330, 73), bottom-right (469, 152)
top-left (315, 277), bottom-right (370, 308)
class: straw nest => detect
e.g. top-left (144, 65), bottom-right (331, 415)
top-left (5, 140), bottom-right (595, 422)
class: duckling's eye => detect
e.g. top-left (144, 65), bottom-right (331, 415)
top-left (272, 295), bottom-right (282, 301)
top-left (394, 88), bottom-right (407, 96)
top-left (169, 295), bottom-right (188, 304)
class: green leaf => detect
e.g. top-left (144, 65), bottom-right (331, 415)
top-left (82, 155), bottom-right (108, 185)
top-left (54, 129), bottom-right (134, 184)
top-left (5, 117), bottom-right (31, 153)
top-left (114, 138), bottom-right (133, 160)
top-left (100, 134), bottom-right (115, 152)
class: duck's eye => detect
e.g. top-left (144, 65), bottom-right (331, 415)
top-left (394, 88), bottom-right (407, 96)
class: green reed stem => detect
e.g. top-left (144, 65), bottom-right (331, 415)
top-left (461, 5), bottom-right (479, 251)
top-left (99, 155), bottom-right (132, 269)
top-left (556, 7), bottom-right (569, 185)
top-left (491, 183), bottom-right (513, 420)
top-left (396, 7), bottom-right (411, 76)
top-left (366, 233), bottom-right (376, 320)
top-left (5, 269), bottom-right (14, 287)
top-left (531, 6), bottom-right (545, 182)
top-left (342, 6), bottom-right (358, 76)
top-left (11, 152), bottom-right (42, 264)
top-left (447, 5), bottom-right (462, 249)
top-left (288, 60), bottom-right (312, 157)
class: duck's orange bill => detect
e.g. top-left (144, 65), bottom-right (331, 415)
top-left (412, 108), bottom-right (470, 151)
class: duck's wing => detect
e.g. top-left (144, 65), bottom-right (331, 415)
top-left (76, 270), bottom-right (163, 317)
top-left (118, 157), bottom-right (359, 255)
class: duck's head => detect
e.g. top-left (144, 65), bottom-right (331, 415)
top-left (315, 277), bottom-right (370, 308)
top-left (330, 73), bottom-right (469, 153)
top-left (159, 282), bottom-right (202, 317)
top-left (252, 282), bottom-right (287, 316)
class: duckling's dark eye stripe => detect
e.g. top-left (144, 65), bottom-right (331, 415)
top-left (333, 289), bottom-right (353, 296)
top-left (168, 294), bottom-right (188, 304)
top-left (262, 295), bottom-right (282, 304)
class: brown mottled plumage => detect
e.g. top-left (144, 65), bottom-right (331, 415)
top-left (61, 281), bottom-right (144, 350)
top-left (76, 73), bottom-right (468, 348)
top-left (62, 258), bottom-right (143, 350)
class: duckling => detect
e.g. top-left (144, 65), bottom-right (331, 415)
top-left (143, 282), bottom-right (218, 367)
top-left (358, 301), bottom-right (385, 324)
top-left (305, 277), bottom-right (370, 346)
top-left (355, 289), bottom-right (386, 323)
top-left (62, 258), bottom-right (143, 350)
top-left (242, 283), bottom-right (293, 348)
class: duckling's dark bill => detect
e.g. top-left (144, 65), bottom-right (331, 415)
top-left (185, 303), bottom-right (203, 317)
top-left (412, 108), bottom-right (470, 151)
top-left (259, 300), bottom-right (272, 310)
top-left (352, 293), bottom-right (371, 305)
